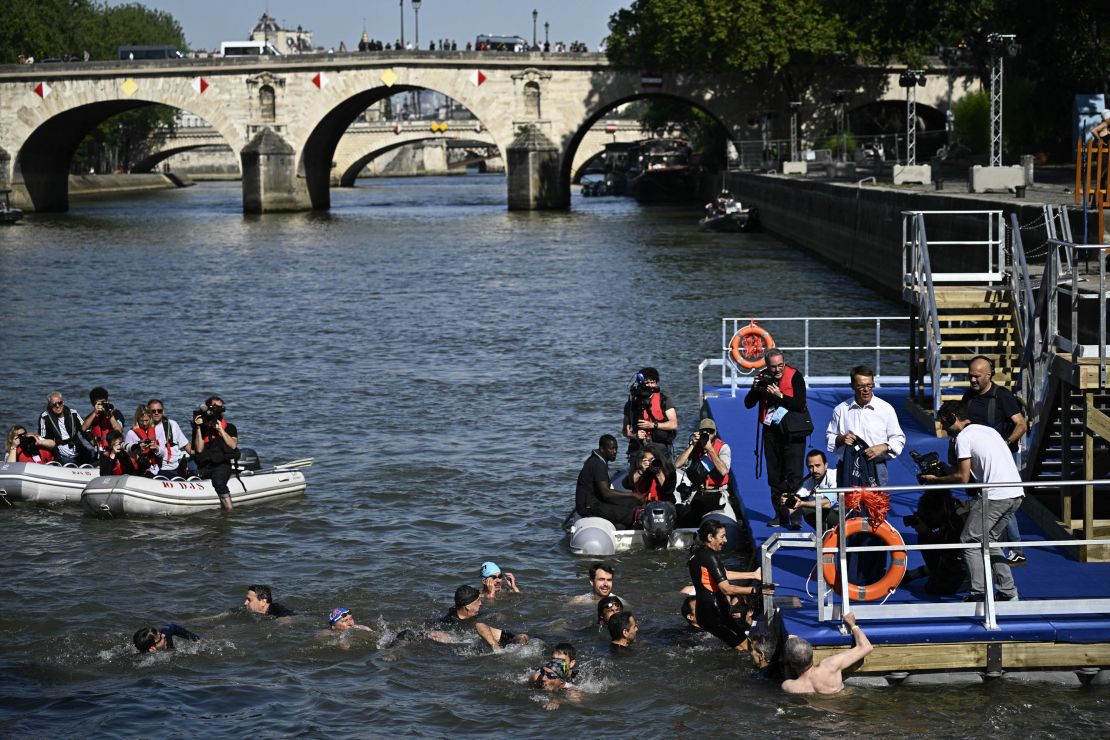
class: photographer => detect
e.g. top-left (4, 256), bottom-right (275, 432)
top-left (124, 405), bottom-right (164, 478)
top-left (192, 395), bottom-right (238, 512)
top-left (621, 444), bottom-right (675, 503)
top-left (6, 425), bottom-right (56, 464)
top-left (919, 400), bottom-right (1021, 602)
top-left (902, 489), bottom-right (969, 595)
top-left (784, 450), bottom-right (838, 530)
top-left (80, 386), bottom-right (124, 461)
top-left (99, 430), bottom-right (138, 476)
top-left (674, 418), bottom-right (730, 525)
top-left (622, 367), bottom-right (678, 464)
top-left (744, 349), bottom-right (811, 526)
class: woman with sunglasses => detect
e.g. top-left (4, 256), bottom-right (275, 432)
top-left (5, 425), bottom-right (56, 464)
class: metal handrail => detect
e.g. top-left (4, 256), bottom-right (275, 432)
top-left (760, 477), bottom-right (1110, 632)
top-left (901, 210), bottom-right (1007, 284)
top-left (902, 214), bottom-right (944, 414)
top-left (705, 316), bottom-right (910, 397)
top-left (1047, 239), bottom-right (1109, 387)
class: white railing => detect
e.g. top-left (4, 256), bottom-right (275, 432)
top-left (697, 316), bottom-right (910, 398)
top-left (901, 210), bottom-right (1007, 285)
top-left (760, 478), bottom-right (1110, 632)
top-left (902, 214), bottom-right (944, 414)
top-left (1048, 239), bottom-right (1109, 388)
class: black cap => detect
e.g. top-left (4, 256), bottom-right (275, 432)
top-left (454, 585), bottom-right (480, 609)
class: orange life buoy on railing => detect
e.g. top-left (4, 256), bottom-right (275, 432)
top-left (729, 321), bottom-right (775, 370)
top-left (821, 517), bottom-right (907, 602)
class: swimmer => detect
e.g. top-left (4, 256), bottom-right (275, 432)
top-left (597, 595), bottom-right (624, 629)
top-left (427, 585), bottom-right (529, 652)
top-left (243, 584), bottom-right (295, 619)
top-left (608, 611), bottom-right (637, 652)
top-left (530, 642), bottom-right (579, 686)
top-left (133, 623), bottom-right (200, 653)
top-left (530, 646), bottom-right (584, 710)
top-left (781, 612), bottom-right (873, 694)
top-left (327, 607), bottom-right (372, 632)
top-left (478, 561), bottom-right (520, 600)
top-left (569, 562), bottom-right (615, 604)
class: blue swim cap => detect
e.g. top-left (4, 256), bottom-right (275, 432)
top-left (328, 607), bottom-right (350, 626)
top-left (480, 561), bottom-right (501, 579)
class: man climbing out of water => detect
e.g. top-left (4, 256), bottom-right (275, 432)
top-left (427, 585), bottom-right (528, 651)
top-left (574, 435), bottom-right (640, 528)
top-left (133, 623), bottom-right (200, 653)
top-left (622, 367), bottom-right (678, 464)
top-left (478, 561), bottom-right (520, 600)
top-left (781, 612), bottom-right (872, 694)
top-left (243, 584), bottom-right (296, 618)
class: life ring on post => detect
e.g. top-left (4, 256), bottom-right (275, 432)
top-left (821, 517), bottom-right (907, 602)
top-left (729, 321), bottom-right (775, 370)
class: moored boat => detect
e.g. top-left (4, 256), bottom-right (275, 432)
top-left (699, 206), bottom-right (760, 232)
top-left (0, 188), bottom-right (24, 224)
top-left (0, 461), bottom-right (101, 505)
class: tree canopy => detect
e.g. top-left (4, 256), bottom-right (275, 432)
top-left (0, 0), bottom-right (186, 62)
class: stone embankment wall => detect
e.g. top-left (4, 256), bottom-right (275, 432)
top-left (724, 172), bottom-right (1089, 297)
top-left (68, 173), bottom-right (191, 196)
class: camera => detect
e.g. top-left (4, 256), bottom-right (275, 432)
top-left (903, 513), bottom-right (921, 528)
top-left (753, 372), bottom-right (773, 389)
top-left (632, 381), bottom-right (655, 401)
top-left (910, 450), bottom-right (951, 484)
top-left (648, 456), bottom-right (662, 471)
top-left (782, 493), bottom-right (799, 509)
top-left (17, 434), bottom-right (37, 454)
top-left (100, 401), bottom-right (114, 413)
top-left (192, 405), bottom-right (219, 428)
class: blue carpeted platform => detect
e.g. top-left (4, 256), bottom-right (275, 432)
top-left (705, 383), bottom-right (1110, 648)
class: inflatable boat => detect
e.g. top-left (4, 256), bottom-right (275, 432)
top-left (0, 461), bottom-right (102, 505)
top-left (82, 468), bottom-right (307, 516)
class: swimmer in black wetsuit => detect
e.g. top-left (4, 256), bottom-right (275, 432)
top-left (687, 519), bottom-right (770, 651)
top-left (427, 585), bottom-right (529, 651)
top-left (133, 623), bottom-right (200, 653)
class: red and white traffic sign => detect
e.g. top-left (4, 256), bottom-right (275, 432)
top-left (469, 70), bottom-right (486, 87)
top-left (34, 81), bottom-right (52, 98)
top-left (312, 72), bottom-right (328, 89)
top-left (192, 77), bottom-right (208, 94)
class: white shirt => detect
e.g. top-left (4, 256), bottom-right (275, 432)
top-left (154, 418), bottom-right (189, 468)
top-left (955, 424), bottom-right (1023, 500)
top-left (796, 467), bottom-right (838, 508)
top-left (826, 394), bottom-right (905, 460)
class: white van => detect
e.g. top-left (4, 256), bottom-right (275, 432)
top-left (220, 41), bottom-right (282, 57)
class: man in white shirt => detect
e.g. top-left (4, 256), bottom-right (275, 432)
top-left (825, 365), bottom-right (906, 486)
top-left (147, 399), bottom-right (191, 477)
top-left (920, 400), bottom-right (1022, 601)
top-left (787, 449), bottom-right (839, 530)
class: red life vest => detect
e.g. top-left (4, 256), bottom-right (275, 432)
top-left (702, 437), bottom-right (730, 489)
top-left (89, 413), bottom-right (116, 451)
top-left (107, 455), bottom-right (125, 475)
top-left (758, 365), bottom-right (799, 424)
top-left (201, 418), bottom-right (228, 445)
top-left (639, 392), bottom-right (666, 424)
top-left (17, 447), bottom-right (54, 464)
top-left (632, 471), bottom-right (661, 502)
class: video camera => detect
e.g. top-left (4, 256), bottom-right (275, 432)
top-left (192, 403), bottom-right (222, 429)
top-left (17, 434), bottom-right (38, 456)
top-left (910, 450), bottom-right (952, 485)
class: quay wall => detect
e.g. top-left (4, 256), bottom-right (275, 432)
top-left (724, 172), bottom-right (1085, 297)
top-left (68, 173), bottom-right (191, 196)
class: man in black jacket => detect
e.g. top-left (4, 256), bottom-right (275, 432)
top-left (193, 395), bottom-right (238, 512)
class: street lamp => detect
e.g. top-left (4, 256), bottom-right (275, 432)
top-left (532, 10), bottom-right (538, 49)
top-left (788, 101), bottom-right (802, 162)
top-left (412, 0), bottom-right (422, 48)
top-left (399, 0), bottom-right (404, 47)
top-left (898, 70), bottom-right (926, 165)
top-left (544, 21), bottom-right (549, 47)
top-left (831, 90), bottom-right (850, 163)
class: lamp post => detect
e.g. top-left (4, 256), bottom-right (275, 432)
top-left (987, 33), bottom-right (1020, 167)
top-left (898, 70), bottom-right (926, 165)
top-left (544, 21), bottom-right (549, 47)
top-left (832, 90), bottom-right (849, 162)
top-left (788, 101), bottom-right (802, 162)
top-left (413, 0), bottom-right (422, 48)
top-left (399, 0), bottom-right (404, 47)
top-left (532, 10), bottom-right (538, 49)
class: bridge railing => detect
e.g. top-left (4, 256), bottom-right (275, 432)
top-left (760, 478), bottom-right (1110, 632)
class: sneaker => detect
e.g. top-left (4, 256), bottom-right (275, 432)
top-left (1006, 552), bottom-right (1027, 566)
top-left (996, 592), bottom-right (1018, 602)
top-left (767, 519), bottom-right (783, 527)
top-left (963, 593), bottom-right (985, 602)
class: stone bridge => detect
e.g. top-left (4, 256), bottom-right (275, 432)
top-left (0, 51), bottom-right (977, 212)
top-left (137, 118), bottom-right (646, 185)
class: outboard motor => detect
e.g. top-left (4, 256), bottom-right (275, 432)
top-left (640, 501), bottom-right (677, 549)
top-left (232, 447), bottom-right (262, 472)
top-left (568, 517), bottom-right (619, 556)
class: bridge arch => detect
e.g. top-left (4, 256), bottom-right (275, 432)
top-left (11, 83), bottom-right (241, 212)
top-left (299, 78), bottom-right (508, 210)
top-left (336, 134), bottom-right (495, 186)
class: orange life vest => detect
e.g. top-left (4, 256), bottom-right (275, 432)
top-left (758, 365), bottom-right (799, 424)
top-left (17, 447), bottom-right (54, 464)
top-left (702, 437), bottom-right (730, 489)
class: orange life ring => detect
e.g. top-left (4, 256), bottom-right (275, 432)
top-left (729, 321), bottom-right (775, 369)
top-left (821, 518), bottom-right (907, 602)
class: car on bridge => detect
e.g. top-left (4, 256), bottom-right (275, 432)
top-left (118, 45), bottom-right (185, 61)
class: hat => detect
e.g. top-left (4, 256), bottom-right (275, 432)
top-left (698, 418), bottom-right (717, 431)
top-left (328, 607), bottom-right (350, 626)
top-left (479, 561), bottom-right (501, 579)
top-left (454, 585), bottom-right (481, 609)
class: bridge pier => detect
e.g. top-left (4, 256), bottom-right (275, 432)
top-left (241, 128), bottom-right (309, 213)
top-left (506, 126), bottom-right (567, 210)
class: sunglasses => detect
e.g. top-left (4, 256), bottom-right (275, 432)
top-left (150, 408), bottom-right (164, 414)
top-left (49, 401), bottom-right (64, 407)
top-left (540, 670), bottom-right (561, 681)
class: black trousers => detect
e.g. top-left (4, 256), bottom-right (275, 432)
top-left (763, 425), bottom-right (807, 520)
top-left (199, 462), bottom-right (233, 498)
top-left (589, 499), bottom-right (638, 529)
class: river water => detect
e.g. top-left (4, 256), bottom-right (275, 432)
top-left (1, 177), bottom-right (1107, 736)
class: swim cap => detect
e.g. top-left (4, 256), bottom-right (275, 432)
top-left (328, 607), bottom-right (350, 626)
top-left (479, 561), bottom-right (501, 579)
top-left (454, 585), bottom-right (480, 609)
top-left (540, 658), bottom-right (569, 681)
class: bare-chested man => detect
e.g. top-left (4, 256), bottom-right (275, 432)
top-left (781, 612), bottom-right (873, 694)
